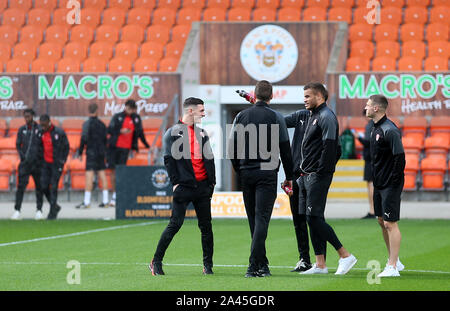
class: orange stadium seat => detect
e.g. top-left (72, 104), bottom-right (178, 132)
top-left (6, 118), bottom-right (24, 137)
top-left (27, 8), bottom-right (51, 28)
top-left (20, 26), bottom-right (44, 46)
top-left (177, 8), bottom-right (202, 25)
top-left (374, 24), bottom-right (398, 42)
top-left (115, 42), bottom-right (139, 60)
top-left (203, 7), bottom-right (227, 21)
top-left (376, 41), bottom-right (399, 59)
top-left (345, 57), bottom-right (370, 71)
top-left (90, 41), bottom-right (114, 60)
top-left (433, 0), bottom-right (449, 6)
top-left (80, 8), bottom-right (102, 28)
top-left (306, 0), bottom-right (329, 8)
top-left (404, 153), bottom-right (419, 191)
top-left (382, 0), bottom-right (404, 8)
top-left (380, 7), bottom-right (402, 25)
top-left (64, 42), bottom-right (88, 62)
top-left (426, 23), bottom-right (449, 42)
top-left (69, 156), bottom-right (86, 190)
top-left (277, 7), bottom-right (301, 20)
top-left (420, 156), bottom-right (447, 191)
top-left (350, 40), bottom-right (374, 59)
top-left (133, 0), bottom-right (157, 8)
top-left (142, 118), bottom-right (164, 135)
top-left (13, 42), bottom-right (37, 62)
top-left (402, 116), bottom-right (427, 142)
top-left (109, 0), bottom-right (132, 9)
top-left (158, 0), bottom-right (181, 9)
top-left (35, 0), bottom-right (58, 9)
top-left (401, 23), bottom-right (424, 42)
top-left (429, 116), bottom-right (450, 138)
top-left (6, 59), bottom-right (29, 72)
top-left (231, 0), bottom-right (255, 9)
top-left (404, 6), bottom-right (428, 24)
top-left (372, 56), bottom-right (397, 71)
top-left (165, 41), bottom-right (185, 58)
top-left (95, 25), bottom-right (120, 43)
top-left (424, 135), bottom-right (449, 157)
top-left (0, 158), bottom-right (13, 191)
top-left (172, 25), bottom-right (192, 43)
top-left (280, 0), bottom-right (304, 8)
top-left (121, 25), bottom-right (145, 44)
top-left (328, 7), bottom-right (352, 24)
top-left (45, 25), bottom-right (69, 45)
top-left (424, 56), bottom-right (448, 71)
top-left (39, 42), bottom-right (63, 62)
top-left (0, 119), bottom-right (6, 137)
top-left (31, 58), bottom-right (55, 72)
top-left (253, 8), bottom-right (277, 21)
top-left (127, 8), bottom-right (151, 27)
top-left (127, 157), bottom-right (148, 166)
top-left (0, 25), bottom-right (18, 46)
top-left (349, 23), bottom-right (373, 42)
top-left (406, 0), bottom-right (429, 7)
top-left (0, 44), bottom-right (11, 63)
top-left (134, 57), bottom-right (159, 71)
top-left (302, 7), bottom-right (327, 21)
top-left (62, 118), bottom-right (84, 135)
top-left (0, 0), bottom-right (5, 11)
top-left (184, 0), bottom-right (206, 9)
top-left (402, 134), bottom-right (423, 154)
top-left (428, 41), bottom-right (449, 58)
top-left (207, 0), bottom-right (231, 9)
top-left (147, 25), bottom-right (171, 44)
top-left (2, 8), bottom-right (26, 29)
top-left (402, 40), bottom-right (425, 59)
top-left (228, 8), bottom-right (252, 21)
top-left (256, 0), bottom-right (280, 9)
top-left (57, 57), bottom-right (81, 72)
top-left (159, 57), bottom-right (179, 71)
top-left (84, 0), bottom-right (107, 9)
top-left (352, 7), bottom-right (370, 24)
top-left (152, 8), bottom-right (177, 27)
top-left (398, 56), bottom-right (422, 71)
top-left (141, 41), bottom-right (165, 60)
top-left (70, 25), bottom-right (95, 45)
top-left (11, 0), bottom-right (32, 10)
top-left (109, 57), bottom-right (133, 72)
top-left (0, 136), bottom-right (16, 153)
top-left (52, 8), bottom-right (72, 29)
top-left (430, 6), bottom-right (449, 25)
top-left (102, 7), bottom-right (127, 27)
top-left (83, 57), bottom-right (108, 72)
top-left (331, 0), bottom-right (354, 8)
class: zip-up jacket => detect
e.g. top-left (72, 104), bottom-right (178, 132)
top-left (38, 126), bottom-right (70, 168)
top-left (78, 116), bottom-right (107, 158)
top-left (228, 101), bottom-right (294, 180)
top-left (16, 121), bottom-right (42, 165)
top-left (107, 111), bottom-right (149, 151)
top-left (370, 115), bottom-right (405, 189)
top-left (300, 103), bottom-right (341, 175)
top-left (285, 109), bottom-right (310, 177)
top-left (163, 121), bottom-right (216, 187)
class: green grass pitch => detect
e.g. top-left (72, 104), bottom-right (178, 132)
top-left (0, 218), bottom-right (449, 291)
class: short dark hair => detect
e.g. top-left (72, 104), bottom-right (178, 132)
top-left (125, 99), bottom-right (137, 109)
top-left (255, 80), bottom-right (272, 102)
top-left (88, 103), bottom-right (98, 114)
top-left (183, 97), bottom-right (204, 109)
top-left (369, 94), bottom-right (388, 110)
top-left (39, 114), bottom-right (50, 122)
top-left (23, 108), bottom-right (35, 116)
top-left (304, 82), bottom-right (328, 102)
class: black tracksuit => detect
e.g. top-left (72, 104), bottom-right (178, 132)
top-left (153, 121), bottom-right (216, 267)
top-left (78, 116), bottom-right (107, 171)
top-left (14, 122), bottom-right (43, 211)
top-left (228, 101), bottom-right (294, 270)
top-left (284, 109), bottom-right (311, 263)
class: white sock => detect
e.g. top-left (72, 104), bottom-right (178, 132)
top-left (112, 192), bottom-right (116, 202)
top-left (84, 191), bottom-right (91, 206)
top-left (102, 190), bottom-right (109, 204)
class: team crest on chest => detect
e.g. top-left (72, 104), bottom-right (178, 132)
top-left (376, 134), bottom-right (380, 141)
top-left (313, 119), bottom-right (318, 126)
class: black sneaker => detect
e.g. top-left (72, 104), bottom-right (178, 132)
top-left (75, 202), bottom-right (90, 209)
top-left (258, 264), bottom-right (272, 277)
top-left (98, 203), bottom-right (108, 208)
top-left (149, 259), bottom-right (164, 276)
top-left (245, 265), bottom-right (259, 278)
top-left (203, 265), bottom-right (213, 275)
top-left (291, 259), bottom-right (312, 272)
top-left (47, 204), bottom-right (61, 220)
top-left (361, 213), bottom-right (376, 219)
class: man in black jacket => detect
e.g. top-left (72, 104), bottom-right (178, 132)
top-left (228, 80), bottom-right (294, 277)
top-left (11, 109), bottom-right (44, 220)
top-left (366, 94), bottom-right (405, 277)
top-left (298, 83), bottom-right (357, 275)
top-left (75, 103), bottom-right (109, 209)
top-left (107, 99), bottom-right (149, 206)
top-left (39, 114), bottom-right (69, 220)
top-left (150, 97), bottom-right (215, 276)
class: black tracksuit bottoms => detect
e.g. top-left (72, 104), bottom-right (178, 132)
top-left (40, 161), bottom-right (63, 210)
top-left (15, 162), bottom-right (43, 211)
top-left (153, 180), bottom-right (214, 267)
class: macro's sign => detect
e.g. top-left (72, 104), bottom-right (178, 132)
top-left (0, 74), bottom-right (181, 117)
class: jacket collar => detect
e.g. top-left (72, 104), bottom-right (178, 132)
top-left (374, 115), bottom-right (387, 127)
top-left (255, 100), bottom-right (269, 107)
top-left (311, 102), bottom-right (327, 114)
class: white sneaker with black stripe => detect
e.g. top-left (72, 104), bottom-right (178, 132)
top-left (300, 264), bottom-right (328, 274)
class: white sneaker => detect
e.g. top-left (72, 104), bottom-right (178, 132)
top-left (11, 210), bottom-right (21, 220)
top-left (335, 254), bottom-right (357, 275)
top-left (300, 263), bottom-right (328, 274)
top-left (109, 200), bottom-right (116, 207)
top-left (387, 258), bottom-right (404, 272)
top-left (377, 265), bottom-right (400, 277)
top-left (35, 210), bottom-right (44, 220)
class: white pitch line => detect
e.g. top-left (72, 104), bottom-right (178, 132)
top-left (0, 221), bottom-right (162, 247)
top-left (0, 261), bottom-right (449, 275)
